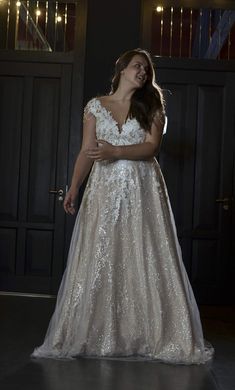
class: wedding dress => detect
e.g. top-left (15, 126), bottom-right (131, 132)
top-left (32, 98), bottom-right (214, 364)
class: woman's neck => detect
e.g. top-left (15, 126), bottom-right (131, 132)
top-left (111, 84), bottom-right (135, 102)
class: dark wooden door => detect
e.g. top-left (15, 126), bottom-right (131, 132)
top-left (0, 61), bottom-right (72, 294)
top-left (157, 63), bottom-right (235, 304)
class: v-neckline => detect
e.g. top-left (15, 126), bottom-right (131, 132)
top-left (96, 98), bottom-right (130, 133)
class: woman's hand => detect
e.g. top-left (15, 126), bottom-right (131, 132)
top-left (63, 187), bottom-right (79, 215)
top-left (85, 140), bottom-right (117, 161)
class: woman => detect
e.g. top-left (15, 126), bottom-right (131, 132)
top-left (32, 49), bottom-right (213, 364)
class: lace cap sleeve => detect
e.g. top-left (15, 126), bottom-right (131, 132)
top-left (83, 98), bottom-right (97, 122)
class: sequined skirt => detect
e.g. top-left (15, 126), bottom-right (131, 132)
top-left (32, 158), bottom-right (214, 364)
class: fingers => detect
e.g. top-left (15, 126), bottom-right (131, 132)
top-left (68, 206), bottom-right (76, 215)
top-left (85, 149), bottom-right (102, 160)
top-left (64, 204), bottom-right (76, 215)
top-left (85, 141), bottom-right (112, 160)
top-left (97, 140), bottom-right (107, 145)
top-left (64, 206), bottom-right (75, 215)
top-left (86, 153), bottom-right (101, 159)
top-left (63, 196), bottom-right (76, 215)
top-left (86, 147), bottom-right (99, 153)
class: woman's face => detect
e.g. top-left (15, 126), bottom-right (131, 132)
top-left (121, 54), bottom-right (149, 89)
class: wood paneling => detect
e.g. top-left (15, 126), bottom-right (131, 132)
top-left (193, 86), bottom-right (223, 231)
top-left (157, 63), bottom-right (234, 303)
top-left (0, 77), bottom-right (23, 220)
top-left (0, 228), bottom-right (16, 274)
top-left (0, 62), bottom-right (72, 294)
top-left (25, 230), bottom-right (53, 276)
top-left (28, 78), bottom-right (59, 223)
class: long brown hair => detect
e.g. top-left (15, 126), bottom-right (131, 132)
top-left (110, 48), bottom-right (165, 132)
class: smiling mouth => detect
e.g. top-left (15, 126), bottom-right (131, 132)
top-left (137, 75), bottom-right (146, 82)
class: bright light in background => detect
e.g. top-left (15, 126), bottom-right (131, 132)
top-left (156, 6), bottom-right (163, 12)
top-left (35, 9), bottom-right (41, 16)
top-left (16, 1), bottom-right (21, 6)
top-left (57, 15), bottom-right (62, 22)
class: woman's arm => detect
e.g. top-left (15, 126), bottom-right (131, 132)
top-left (86, 111), bottom-right (165, 162)
top-left (63, 113), bottom-right (97, 214)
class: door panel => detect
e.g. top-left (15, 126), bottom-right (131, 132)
top-left (194, 86), bottom-right (223, 231)
top-left (158, 67), bottom-right (234, 304)
top-left (25, 230), bottom-right (53, 276)
top-left (28, 78), bottom-right (59, 223)
top-left (0, 62), bottom-right (72, 294)
top-left (0, 77), bottom-right (23, 221)
top-left (0, 228), bottom-right (16, 273)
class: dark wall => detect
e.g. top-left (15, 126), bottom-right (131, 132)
top-left (83, 0), bottom-right (141, 102)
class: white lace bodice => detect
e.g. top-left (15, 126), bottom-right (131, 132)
top-left (83, 98), bottom-right (157, 222)
top-left (84, 97), bottom-right (146, 146)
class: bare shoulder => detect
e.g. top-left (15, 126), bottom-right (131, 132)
top-left (98, 95), bottom-right (115, 104)
top-left (154, 108), bottom-right (165, 124)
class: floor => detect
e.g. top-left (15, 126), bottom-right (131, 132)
top-left (0, 295), bottom-right (235, 390)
